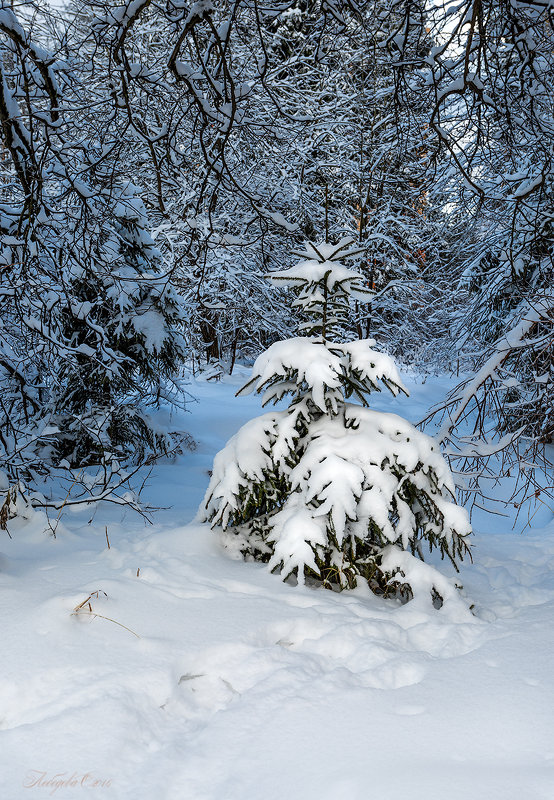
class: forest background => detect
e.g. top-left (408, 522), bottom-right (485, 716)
top-left (0, 0), bottom-right (552, 521)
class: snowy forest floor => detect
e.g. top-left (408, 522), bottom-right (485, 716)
top-left (1, 370), bottom-right (554, 800)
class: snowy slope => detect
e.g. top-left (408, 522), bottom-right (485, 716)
top-left (1, 372), bottom-right (553, 800)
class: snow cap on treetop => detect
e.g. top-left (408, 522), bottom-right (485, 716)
top-left (266, 237), bottom-right (372, 302)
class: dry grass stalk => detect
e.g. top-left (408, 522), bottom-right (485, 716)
top-left (72, 589), bottom-right (140, 639)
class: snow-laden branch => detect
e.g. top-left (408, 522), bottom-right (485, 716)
top-left (437, 294), bottom-right (554, 445)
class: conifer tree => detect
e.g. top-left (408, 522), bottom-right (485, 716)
top-left (0, 3), bottom-right (188, 508)
top-left (52, 182), bottom-right (187, 467)
top-left (201, 239), bottom-right (471, 604)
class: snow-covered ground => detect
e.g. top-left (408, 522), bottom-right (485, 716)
top-left (1, 371), bottom-right (553, 800)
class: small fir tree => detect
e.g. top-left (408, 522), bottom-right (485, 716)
top-left (201, 239), bottom-right (471, 604)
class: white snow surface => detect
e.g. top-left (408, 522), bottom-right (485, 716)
top-left (1, 370), bottom-right (554, 799)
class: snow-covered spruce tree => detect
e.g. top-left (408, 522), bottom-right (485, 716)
top-left (201, 239), bottom-right (472, 603)
top-left (52, 182), bottom-right (187, 468)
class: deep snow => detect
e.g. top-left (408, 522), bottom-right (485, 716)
top-left (1, 370), bottom-right (553, 800)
